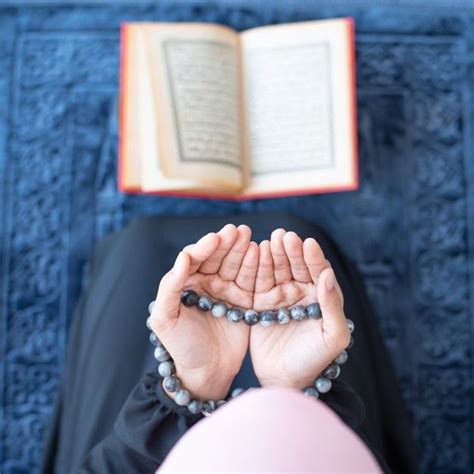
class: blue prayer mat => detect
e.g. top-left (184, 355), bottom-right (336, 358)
top-left (1, 1), bottom-right (473, 472)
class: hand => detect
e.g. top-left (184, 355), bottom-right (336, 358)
top-left (250, 229), bottom-right (350, 390)
top-left (149, 224), bottom-right (258, 401)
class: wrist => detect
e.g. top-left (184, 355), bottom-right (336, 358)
top-left (255, 366), bottom-right (310, 389)
top-left (257, 376), bottom-right (313, 391)
top-left (256, 367), bottom-right (328, 391)
top-left (255, 359), bottom-right (337, 391)
top-left (163, 366), bottom-right (235, 401)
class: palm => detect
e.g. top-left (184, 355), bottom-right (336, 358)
top-left (250, 230), bottom-right (348, 389)
top-left (252, 282), bottom-right (329, 387)
top-left (170, 271), bottom-right (252, 375)
top-left (151, 224), bottom-right (257, 393)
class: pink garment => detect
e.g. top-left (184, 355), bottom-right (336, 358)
top-left (158, 386), bottom-right (381, 473)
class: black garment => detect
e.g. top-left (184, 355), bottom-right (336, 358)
top-left (40, 213), bottom-right (418, 473)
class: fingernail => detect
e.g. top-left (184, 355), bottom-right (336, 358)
top-left (326, 268), bottom-right (336, 291)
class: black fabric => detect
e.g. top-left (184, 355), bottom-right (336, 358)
top-left (39, 213), bottom-right (418, 474)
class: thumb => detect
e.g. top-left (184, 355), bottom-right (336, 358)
top-left (317, 267), bottom-right (350, 352)
top-left (151, 251), bottom-right (191, 330)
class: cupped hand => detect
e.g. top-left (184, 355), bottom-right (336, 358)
top-left (250, 229), bottom-right (351, 390)
top-left (149, 224), bottom-right (258, 401)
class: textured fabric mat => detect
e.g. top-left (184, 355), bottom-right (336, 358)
top-left (1, 1), bottom-right (473, 472)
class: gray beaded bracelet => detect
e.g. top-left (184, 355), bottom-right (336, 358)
top-left (147, 298), bottom-right (354, 415)
top-left (180, 289), bottom-right (323, 326)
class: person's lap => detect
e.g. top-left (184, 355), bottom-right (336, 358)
top-left (40, 212), bottom-right (416, 473)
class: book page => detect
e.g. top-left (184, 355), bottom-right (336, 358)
top-left (137, 35), bottom-right (238, 195)
top-left (140, 23), bottom-right (243, 190)
top-left (132, 26), bottom-right (198, 192)
top-left (240, 19), bottom-right (357, 195)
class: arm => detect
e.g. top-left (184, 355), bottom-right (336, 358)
top-left (78, 224), bottom-right (256, 472)
top-left (249, 229), bottom-right (391, 473)
top-left (78, 373), bottom-right (202, 472)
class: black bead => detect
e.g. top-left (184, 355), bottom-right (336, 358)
top-left (181, 289), bottom-right (199, 307)
top-left (244, 309), bottom-right (259, 326)
top-left (290, 305), bottom-right (306, 321)
top-left (276, 308), bottom-right (291, 324)
top-left (149, 332), bottom-right (161, 346)
top-left (334, 351), bottom-right (348, 365)
top-left (260, 310), bottom-right (276, 326)
top-left (203, 400), bottom-right (216, 414)
top-left (197, 295), bottom-right (213, 311)
top-left (347, 336), bottom-right (354, 349)
top-left (163, 375), bottom-right (181, 393)
top-left (323, 363), bottom-right (341, 380)
top-left (227, 307), bottom-right (244, 322)
top-left (187, 399), bottom-right (204, 415)
top-left (307, 303), bottom-right (322, 320)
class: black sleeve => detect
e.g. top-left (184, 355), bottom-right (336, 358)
top-left (77, 372), bottom-right (202, 473)
top-left (78, 372), bottom-right (391, 474)
top-left (321, 379), bottom-right (393, 474)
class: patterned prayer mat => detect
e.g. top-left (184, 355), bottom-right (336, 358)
top-left (1, 1), bottom-right (473, 472)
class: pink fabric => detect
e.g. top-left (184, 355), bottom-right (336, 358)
top-left (158, 386), bottom-right (381, 473)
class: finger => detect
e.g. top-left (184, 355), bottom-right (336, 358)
top-left (218, 224), bottom-right (252, 280)
top-left (282, 232), bottom-right (312, 283)
top-left (303, 238), bottom-right (331, 285)
top-left (255, 240), bottom-right (275, 293)
top-left (236, 241), bottom-right (259, 291)
top-left (270, 228), bottom-right (292, 284)
top-left (152, 251), bottom-right (191, 328)
top-left (199, 224), bottom-right (238, 274)
top-left (318, 267), bottom-right (350, 351)
top-left (186, 232), bottom-right (220, 274)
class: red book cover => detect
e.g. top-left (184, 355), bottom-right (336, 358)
top-left (118, 19), bottom-right (358, 201)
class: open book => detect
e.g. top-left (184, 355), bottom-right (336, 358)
top-left (119, 18), bottom-right (358, 200)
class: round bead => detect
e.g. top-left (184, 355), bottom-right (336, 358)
top-left (243, 309), bottom-right (259, 326)
top-left (163, 375), bottom-right (181, 393)
top-left (154, 346), bottom-right (170, 362)
top-left (315, 377), bottom-right (332, 393)
top-left (187, 399), bottom-right (203, 414)
top-left (346, 318), bottom-right (355, 333)
top-left (146, 317), bottom-right (153, 330)
top-left (149, 332), bottom-right (161, 346)
top-left (211, 301), bottom-right (227, 318)
top-left (334, 351), bottom-right (348, 365)
top-left (197, 295), bottom-right (213, 311)
top-left (323, 363), bottom-right (341, 380)
top-left (290, 305), bottom-right (306, 321)
top-left (304, 387), bottom-right (320, 398)
top-left (216, 400), bottom-right (226, 408)
top-left (175, 389), bottom-right (191, 406)
top-left (188, 398), bottom-right (202, 415)
top-left (202, 400), bottom-right (216, 416)
top-left (231, 387), bottom-right (245, 398)
top-left (307, 303), bottom-right (322, 320)
top-left (158, 361), bottom-right (175, 378)
top-left (260, 310), bottom-right (276, 327)
top-left (347, 336), bottom-right (354, 349)
top-left (227, 307), bottom-right (244, 323)
top-left (148, 300), bottom-right (156, 315)
top-left (276, 308), bottom-right (291, 325)
top-left (180, 289), bottom-right (199, 307)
